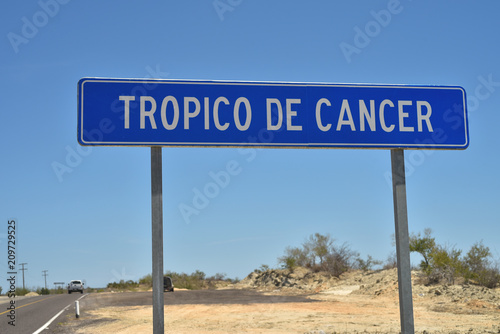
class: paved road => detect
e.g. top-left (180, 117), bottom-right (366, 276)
top-left (0, 293), bottom-right (86, 334)
top-left (80, 289), bottom-right (317, 307)
top-left (47, 289), bottom-right (319, 333)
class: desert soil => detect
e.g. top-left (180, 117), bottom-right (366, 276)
top-left (54, 268), bottom-right (500, 334)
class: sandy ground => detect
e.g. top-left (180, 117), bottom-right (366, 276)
top-left (50, 268), bottom-right (500, 333)
top-left (57, 290), bottom-right (499, 334)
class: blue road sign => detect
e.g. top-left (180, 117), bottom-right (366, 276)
top-left (78, 78), bottom-right (469, 149)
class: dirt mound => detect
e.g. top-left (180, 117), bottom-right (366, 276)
top-left (426, 284), bottom-right (499, 302)
top-left (237, 267), bottom-right (340, 292)
top-left (351, 269), bottom-right (500, 303)
top-left (25, 292), bottom-right (39, 297)
top-left (237, 267), bottom-right (500, 312)
top-left (238, 267), bottom-right (401, 294)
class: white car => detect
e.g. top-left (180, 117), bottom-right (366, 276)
top-left (68, 280), bottom-right (84, 294)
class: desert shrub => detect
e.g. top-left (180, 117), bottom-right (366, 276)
top-left (258, 264), bottom-right (270, 272)
top-left (426, 246), bottom-right (463, 284)
top-left (355, 255), bottom-right (383, 272)
top-left (253, 264), bottom-right (271, 274)
top-left (280, 256), bottom-right (297, 271)
top-left (383, 252), bottom-right (398, 270)
top-left (278, 233), bottom-right (362, 277)
top-left (53, 287), bottom-right (65, 294)
top-left (15, 287), bottom-right (30, 296)
top-left (140, 271), bottom-right (237, 290)
top-left (476, 266), bottom-right (500, 288)
top-left (165, 271), bottom-right (202, 290)
top-left (139, 273), bottom-right (153, 286)
top-left (304, 233), bottom-right (334, 268)
top-left (107, 279), bottom-right (139, 290)
top-left (410, 230), bottom-right (499, 288)
top-left (323, 242), bottom-right (359, 276)
top-left (167, 271), bottom-right (231, 289)
top-left (462, 241), bottom-right (491, 283)
top-left (193, 270), bottom-right (206, 281)
top-left (409, 228), bottom-right (436, 273)
top-left (208, 272), bottom-right (226, 281)
top-left (260, 264), bottom-right (270, 271)
top-left (278, 246), bottom-right (309, 269)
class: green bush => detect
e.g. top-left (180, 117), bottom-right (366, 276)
top-left (15, 287), bottom-right (30, 296)
top-left (476, 267), bottom-right (500, 288)
top-left (281, 257), bottom-right (297, 271)
top-left (107, 279), bottom-right (139, 290)
top-left (427, 246), bottom-right (463, 284)
top-left (462, 241), bottom-right (491, 282)
top-left (355, 255), bottom-right (382, 272)
top-left (166, 271), bottom-right (205, 290)
top-left (139, 274), bottom-right (153, 286)
top-left (383, 252), bottom-right (397, 270)
top-left (254, 264), bottom-right (271, 274)
top-left (208, 272), bottom-right (226, 281)
top-left (54, 287), bottom-right (65, 294)
top-left (137, 270), bottom-right (237, 290)
top-left (410, 230), bottom-right (500, 288)
top-left (278, 233), bottom-right (360, 277)
top-left (409, 228), bottom-right (436, 273)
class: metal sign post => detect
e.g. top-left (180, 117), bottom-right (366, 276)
top-left (151, 147), bottom-right (164, 333)
top-left (391, 149), bottom-right (414, 334)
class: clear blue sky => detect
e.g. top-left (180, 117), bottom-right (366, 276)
top-left (1, 0), bottom-right (499, 291)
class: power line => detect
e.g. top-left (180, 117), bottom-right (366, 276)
top-left (19, 263), bottom-right (27, 290)
top-left (42, 270), bottom-right (48, 290)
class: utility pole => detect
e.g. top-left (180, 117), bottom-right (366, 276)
top-left (42, 270), bottom-right (48, 290)
top-left (20, 263), bottom-right (27, 290)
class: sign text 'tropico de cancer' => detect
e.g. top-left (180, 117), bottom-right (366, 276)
top-left (78, 78), bottom-right (469, 149)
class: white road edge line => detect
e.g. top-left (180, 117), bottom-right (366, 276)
top-left (32, 294), bottom-right (88, 334)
